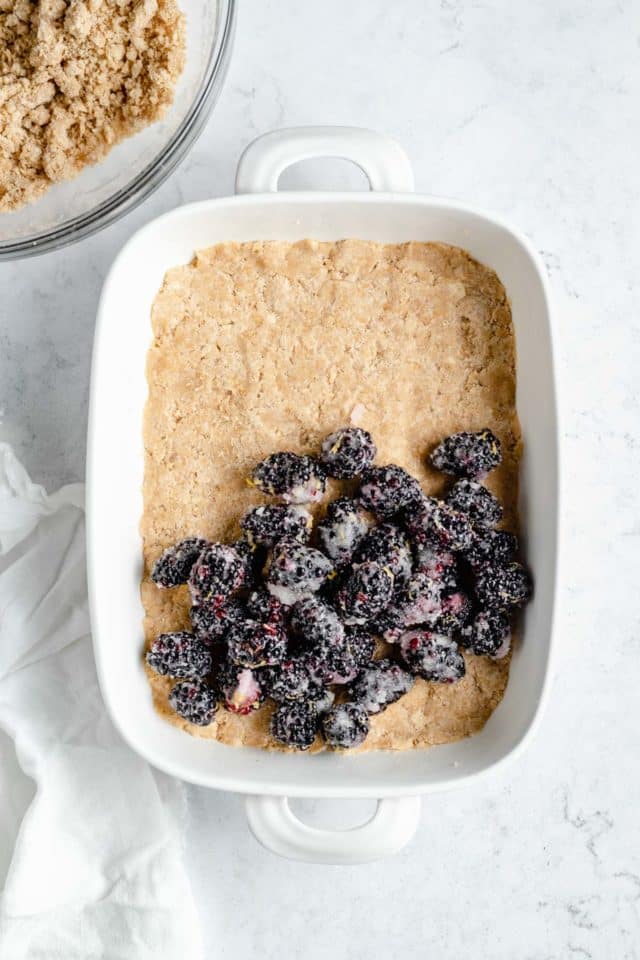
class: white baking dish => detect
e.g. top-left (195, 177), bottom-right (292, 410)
top-left (87, 126), bottom-right (559, 864)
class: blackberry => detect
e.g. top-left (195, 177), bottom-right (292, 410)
top-left (369, 606), bottom-right (406, 644)
top-left (321, 703), bottom-right (370, 749)
top-left (360, 464), bottom-right (423, 519)
top-left (357, 521), bottom-right (409, 554)
top-left (289, 596), bottom-right (345, 650)
top-left (397, 572), bottom-right (445, 627)
top-left (446, 479), bottom-right (503, 528)
top-left (232, 537), bottom-right (264, 587)
top-left (227, 618), bottom-right (287, 668)
top-left (354, 523), bottom-right (413, 587)
top-left (316, 496), bottom-right (372, 565)
top-left (429, 502), bottom-right (474, 552)
top-left (350, 659), bottom-right (414, 715)
top-left (345, 626), bottom-right (376, 666)
top-left (217, 662), bottom-right (264, 714)
top-left (404, 495), bottom-right (473, 564)
top-left (151, 538), bottom-right (209, 588)
top-left (412, 536), bottom-right (459, 591)
top-left (435, 591), bottom-right (473, 632)
top-left (245, 587), bottom-right (285, 625)
top-left (266, 538), bottom-right (335, 605)
top-left (429, 429), bottom-right (501, 479)
top-left (270, 700), bottom-right (319, 750)
top-left (474, 562), bottom-right (532, 609)
top-left (320, 427), bottom-right (377, 479)
top-left (188, 543), bottom-right (245, 604)
top-left (402, 494), bottom-right (439, 539)
top-left (190, 596), bottom-right (246, 643)
top-left (261, 659), bottom-right (315, 702)
top-left (305, 642), bottom-right (361, 685)
top-left (250, 452), bottom-right (327, 504)
top-left (464, 529), bottom-right (518, 568)
top-left (169, 680), bottom-right (217, 725)
top-left (336, 560), bottom-right (394, 625)
top-left (459, 609), bottom-right (511, 658)
top-left (240, 504), bottom-right (312, 546)
top-left (309, 686), bottom-right (335, 715)
top-left (325, 496), bottom-right (367, 522)
top-left (146, 632), bottom-right (213, 679)
top-left (399, 630), bottom-right (466, 682)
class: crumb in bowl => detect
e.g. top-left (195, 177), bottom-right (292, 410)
top-left (0, 0), bottom-right (185, 212)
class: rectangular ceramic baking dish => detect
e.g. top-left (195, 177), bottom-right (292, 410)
top-left (87, 126), bottom-right (559, 864)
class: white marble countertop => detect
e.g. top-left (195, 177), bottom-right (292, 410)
top-left (2, 0), bottom-right (639, 956)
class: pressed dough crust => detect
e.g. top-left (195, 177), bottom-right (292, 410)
top-left (142, 239), bottom-right (521, 753)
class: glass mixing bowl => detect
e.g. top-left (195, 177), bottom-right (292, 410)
top-left (0, 0), bottom-right (235, 260)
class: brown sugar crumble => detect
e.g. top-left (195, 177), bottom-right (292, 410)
top-left (142, 239), bottom-right (522, 753)
top-left (0, 0), bottom-right (185, 211)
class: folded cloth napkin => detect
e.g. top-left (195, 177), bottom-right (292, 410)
top-left (0, 444), bottom-right (203, 960)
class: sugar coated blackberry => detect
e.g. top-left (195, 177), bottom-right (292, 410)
top-left (316, 496), bottom-right (372, 565)
top-left (217, 663), bottom-right (264, 714)
top-left (146, 632), bottom-right (213, 679)
top-left (245, 587), bottom-right (285, 625)
top-left (227, 618), bottom-right (287, 668)
top-left (429, 429), bottom-right (502, 479)
top-left (305, 643), bottom-right (361, 686)
top-left (325, 495), bottom-right (369, 522)
top-left (266, 538), bottom-right (335, 605)
top-left (151, 538), bottom-right (209, 588)
top-left (399, 630), bottom-right (465, 682)
top-left (459, 609), bottom-right (511, 658)
top-left (336, 560), bottom-right (394, 625)
top-left (190, 596), bottom-right (246, 643)
top-left (360, 465), bottom-right (423, 519)
top-left (354, 523), bottom-right (413, 587)
top-left (429, 502), bottom-right (474, 552)
top-left (232, 537), bottom-right (264, 587)
top-left (397, 572), bottom-right (445, 627)
top-left (240, 503), bottom-right (312, 546)
top-left (474, 562), bottom-right (532, 609)
top-left (251, 452), bottom-right (327, 504)
top-left (321, 703), bottom-right (370, 749)
top-left (446, 479), bottom-right (503, 527)
top-left (464, 529), bottom-right (518, 568)
top-left (270, 700), bottom-right (318, 750)
top-left (405, 497), bottom-right (472, 565)
top-left (369, 606), bottom-right (406, 643)
top-left (403, 494), bottom-right (439, 539)
top-left (412, 536), bottom-right (459, 591)
top-left (261, 659), bottom-right (316, 702)
top-left (289, 596), bottom-right (345, 650)
top-left (188, 543), bottom-right (245, 604)
top-left (309, 686), bottom-right (335, 715)
top-left (434, 591), bottom-right (472, 633)
top-left (345, 626), bottom-right (376, 666)
top-left (320, 427), bottom-right (377, 479)
top-left (169, 680), bottom-right (217, 725)
top-left (350, 659), bottom-right (414, 715)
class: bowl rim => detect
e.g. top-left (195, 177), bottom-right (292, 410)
top-left (0, 0), bottom-right (236, 262)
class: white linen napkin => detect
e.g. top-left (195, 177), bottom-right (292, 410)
top-left (0, 443), bottom-right (203, 960)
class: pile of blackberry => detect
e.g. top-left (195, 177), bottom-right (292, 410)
top-left (147, 425), bottom-right (532, 750)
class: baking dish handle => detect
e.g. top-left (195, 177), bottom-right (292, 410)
top-left (235, 126), bottom-right (415, 194)
top-left (245, 794), bottom-right (421, 864)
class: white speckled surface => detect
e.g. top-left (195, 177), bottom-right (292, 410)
top-left (2, 0), bottom-right (639, 956)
